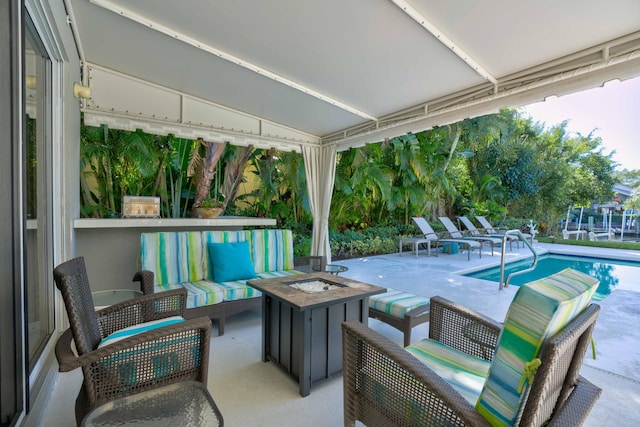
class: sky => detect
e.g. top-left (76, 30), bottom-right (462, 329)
top-left (521, 76), bottom-right (640, 171)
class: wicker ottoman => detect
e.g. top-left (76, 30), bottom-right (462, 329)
top-left (368, 289), bottom-right (430, 346)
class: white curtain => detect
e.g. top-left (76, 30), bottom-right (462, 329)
top-left (302, 144), bottom-right (337, 263)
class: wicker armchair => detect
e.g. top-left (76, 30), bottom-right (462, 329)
top-left (343, 295), bottom-right (602, 426)
top-left (54, 257), bottom-right (212, 426)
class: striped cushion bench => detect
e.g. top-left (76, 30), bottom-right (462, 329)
top-left (138, 229), bottom-right (300, 336)
top-left (369, 288), bottom-right (430, 346)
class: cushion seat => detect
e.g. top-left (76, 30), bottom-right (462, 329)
top-left (369, 288), bottom-right (430, 319)
top-left (156, 280), bottom-right (226, 309)
top-left (406, 339), bottom-right (490, 405)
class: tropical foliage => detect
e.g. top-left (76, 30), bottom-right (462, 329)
top-left (80, 108), bottom-right (624, 249)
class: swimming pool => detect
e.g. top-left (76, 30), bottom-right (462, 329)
top-left (464, 254), bottom-right (640, 301)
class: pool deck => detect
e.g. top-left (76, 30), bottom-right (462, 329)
top-left (339, 241), bottom-right (640, 426)
top-left (43, 241), bottom-right (640, 426)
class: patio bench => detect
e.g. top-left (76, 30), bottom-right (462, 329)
top-left (368, 288), bottom-right (430, 346)
top-left (134, 229), bottom-right (303, 336)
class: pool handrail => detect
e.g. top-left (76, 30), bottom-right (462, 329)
top-left (499, 230), bottom-right (538, 290)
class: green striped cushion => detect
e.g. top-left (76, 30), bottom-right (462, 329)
top-left (476, 268), bottom-right (598, 426)
top-left (369, 288), bottom-right (430, 319)
top-left (202, 231), bottom-right (251, 280)
top-left (140, 232), bottom-right (205, 285)
top-left (406, 339), bottom-right (491, 405)
top-left (156, 280), bottom-right (226, 308)
top-left (256, 270), bottom-right (303, 279)
top-left (216, 280), bottom-right (262, 301)
top-left (250, 229), bottom-right (294, 273)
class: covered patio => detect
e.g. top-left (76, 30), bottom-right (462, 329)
top-left (42, 242), bottom-right (640, 426)
top-left (4, 0), bottom-right (640, 425)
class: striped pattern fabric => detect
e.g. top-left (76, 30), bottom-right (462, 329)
top-left (250, 229), bottom-right (294, 273)
top-left (476, 268), bottom-right (598, 426)
top-left (369, 288), bottom-right (430, 319)
top-left (98, 316), bottom-right (185, 348)
top-left (140, 232), bottom-right (205, 285)
top-left (140, 229), bottom-right (298, 307)
top-left (156, 280), bottom-right (226, 308)
top-left (406, 339), bottom-right (491, 405)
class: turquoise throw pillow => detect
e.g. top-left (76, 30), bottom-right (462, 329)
top-left (208, 241), bottom-right (256, 282)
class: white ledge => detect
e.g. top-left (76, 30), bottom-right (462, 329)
top-left (74, 217), bottom-right (277, 229)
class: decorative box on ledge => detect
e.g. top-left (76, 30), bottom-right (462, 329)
top-left (122, 196), bottom-right (160, 218)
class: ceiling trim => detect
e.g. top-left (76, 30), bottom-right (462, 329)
top-left (87, 0), bottom-right (379, 122)
top-left (324, 31), bottom-right (640, 145)
top-left (328, 54), bottom-right (640, 150)
top-left (389, 0), bottom-right (497, 86)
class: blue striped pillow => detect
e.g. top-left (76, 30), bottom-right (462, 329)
top-left (98, 316), bottom-right (185, 348)
top-left (476, 268), bottom-right (598, 426)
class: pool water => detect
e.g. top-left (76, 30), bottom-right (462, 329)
top-left (465, 254), bottom-right (640, 301)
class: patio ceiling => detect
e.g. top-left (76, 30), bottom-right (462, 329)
top-left (67, 0), bottom-right (640, 151)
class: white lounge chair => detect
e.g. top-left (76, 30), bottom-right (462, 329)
top-left (438, 216), bottom-right (501, 256)
top-left (458, 216), bottom-right (517, 250)
top-left (588, 230), bottom-right (611, 241)
top-left (562, 229), bottom-right (587, 240)
top-left (476, 215), bottom-right (532, 245)
top-left (412, 217), bottom-right (482, 260)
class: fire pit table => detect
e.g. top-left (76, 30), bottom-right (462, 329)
top-left (248, 272), bottom-right (385, 396)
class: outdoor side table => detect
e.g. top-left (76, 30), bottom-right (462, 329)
top-left (82, 381), bottom-right (223, 426)
top-left (313, 264), bottom-right (349, 275)
top-left (399, 237), bottom-right (436, 258)
top-left (92, 289), bottom-right (143, 310)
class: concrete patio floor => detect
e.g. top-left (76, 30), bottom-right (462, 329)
top-left (43, 242), bottom-right (640, 426)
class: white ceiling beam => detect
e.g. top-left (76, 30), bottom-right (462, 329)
top-left (88, 0), bottom-right (379, 123)
top-left (389, 0), bottom-right (497, 85)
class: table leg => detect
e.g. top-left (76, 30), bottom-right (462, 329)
top-left (299, 310), bottom-right (312, 397)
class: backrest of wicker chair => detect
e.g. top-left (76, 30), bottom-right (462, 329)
top-left (519, 303), bottom-right (600, 426)
top-left (53, 257), bottom-right (102, 355)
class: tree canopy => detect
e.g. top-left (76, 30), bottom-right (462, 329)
top-left (80, 108), bottom-right (624, 237)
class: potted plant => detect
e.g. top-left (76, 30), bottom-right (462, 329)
top-left (192, 199), bottom-right (225, 219)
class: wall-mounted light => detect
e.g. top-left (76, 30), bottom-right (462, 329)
top-left (73, 82), bottom-right (91, 99)
top-left (26, 75), bottom-right (37, 89)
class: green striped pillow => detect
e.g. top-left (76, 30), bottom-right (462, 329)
top-left (140, 232), bottom-right (204, 285)
top-left (476, 268), bottom-right (598, 426)
top-left (250, 229), bottom-right (294, 273)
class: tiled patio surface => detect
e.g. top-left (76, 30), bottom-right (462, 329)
top-left (43, 242), bottom-right (640, 426)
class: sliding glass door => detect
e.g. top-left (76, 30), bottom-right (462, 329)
top-left (25, 12), bottom-right (55, 374)
top-left (0, 1), bottom-right (25, 423)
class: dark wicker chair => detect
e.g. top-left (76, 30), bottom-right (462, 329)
top-left (343, 296), bottom-right (602, 426)
top-left (54, 257), bottom-right (212, 426)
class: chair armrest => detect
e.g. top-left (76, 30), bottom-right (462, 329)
top-left (429, 296), bottom-right (501, 361)
top-left (55, 316), bottom-right (211, 406)
top-left (342, 320), bottom-right (491, 426)
top-left (547, 376), bottom-right (602, 427)
top-left (133, 270), bottom-right (155, 295)
top-left (97, 289), bottom-right (187, 336)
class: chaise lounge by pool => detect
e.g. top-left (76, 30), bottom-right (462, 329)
top-left (464, 253), bottom-right (640, 301)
